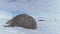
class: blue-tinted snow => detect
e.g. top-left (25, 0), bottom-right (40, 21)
top-left (0, 0), bottom-right (60, 34)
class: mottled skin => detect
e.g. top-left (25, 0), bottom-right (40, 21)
top-left (4, 14), bottom-right (37, 29)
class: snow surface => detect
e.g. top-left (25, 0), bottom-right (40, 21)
top-left (0, 15), bottom-right (60, 34)
top-left (0, 0), bottom-right (60, 34)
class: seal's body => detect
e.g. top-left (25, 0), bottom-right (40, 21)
top-left (4, 14), bottom-right (37, 29)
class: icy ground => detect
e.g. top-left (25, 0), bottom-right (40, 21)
top-left (0, 0), bottom-right (60, 34)
top-left (0, 16), bottom-right (60, 34)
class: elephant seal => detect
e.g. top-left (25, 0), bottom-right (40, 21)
top-left (4, 14), bottom-right (37, 29)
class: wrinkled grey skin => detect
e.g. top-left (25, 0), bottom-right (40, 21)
top-left (4, 14), bottom-right (37, 29)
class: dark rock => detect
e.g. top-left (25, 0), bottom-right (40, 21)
top-left (4, 14), bottom-right (37, 29)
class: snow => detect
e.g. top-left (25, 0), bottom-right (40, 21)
top-left (0, 0), bottom-right (60, 34)
top-left (0, 15), bottom-right (60, 34)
